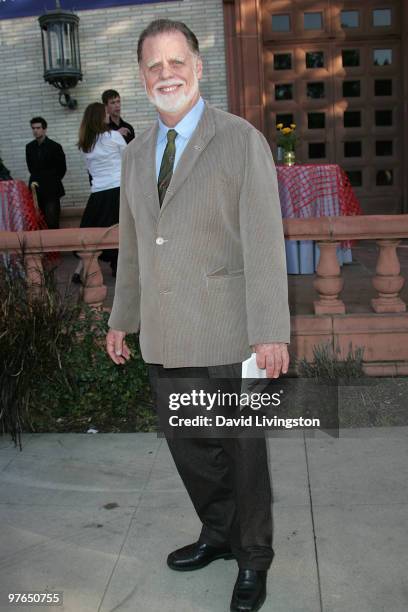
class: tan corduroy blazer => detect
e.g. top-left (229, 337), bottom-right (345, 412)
top-left (108, 102), bottom-right (290, 367)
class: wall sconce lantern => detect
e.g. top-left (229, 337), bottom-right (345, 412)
top-left (38, 1), bottom-right (82, 109)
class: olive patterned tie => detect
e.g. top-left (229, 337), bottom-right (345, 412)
top-left (158, 129), bottom-right (177, 207)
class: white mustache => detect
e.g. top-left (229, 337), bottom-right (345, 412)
top-left (154, 80), bottom-right (185, 92)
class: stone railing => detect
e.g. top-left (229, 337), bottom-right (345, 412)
top-left (283, 215), bottom-right (408, 315)
top-left (1, 216), bottom-right (407, 313)
top-left (283, 215), bottom-right (408, 375)
top-left (0, 226), bottom-right (119, 308)
top-left (1, 215), bottom-right (408, 374)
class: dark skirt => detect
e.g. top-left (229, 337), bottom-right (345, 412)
top-left (80, 186), bottom-right (119, 264)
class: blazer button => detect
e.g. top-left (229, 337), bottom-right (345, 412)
top-left (156, 237), bottom-right (165, 245)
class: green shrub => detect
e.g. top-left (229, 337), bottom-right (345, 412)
top-left (28, 308), bottom-right (156, 434)
top-left (0, 259), bottom-right (155, 447)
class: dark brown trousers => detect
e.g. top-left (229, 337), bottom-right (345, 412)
top-left (148, 364), bottom-right (274, 571)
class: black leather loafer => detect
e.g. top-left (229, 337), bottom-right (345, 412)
top-left (230, 569), bottom-right (267, 612)
top-left (167, 541), bottom-right (234, 571)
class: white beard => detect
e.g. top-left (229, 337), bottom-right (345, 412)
top-left (146, 72), bottom-right (199, 114)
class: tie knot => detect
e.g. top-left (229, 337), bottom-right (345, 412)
top-left (167, 129), bottom-right (177, 144)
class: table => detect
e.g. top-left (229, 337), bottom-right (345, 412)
top-left (277, 164), bottom-right (362, 274)
top-left (0, 179), bottom-right (46, 231)
top-left (0, 180), bottom-right (49, 268)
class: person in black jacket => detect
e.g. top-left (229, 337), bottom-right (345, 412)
top-left (25, 117), bottom-right (66, 229)
top-left (102, 90), bottom-right (135, 144)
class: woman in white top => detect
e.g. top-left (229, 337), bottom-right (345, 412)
top-left (73, 102), bottom-right (127, 282)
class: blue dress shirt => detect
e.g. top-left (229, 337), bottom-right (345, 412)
top-left (155, 97), bottom-right (205, 180)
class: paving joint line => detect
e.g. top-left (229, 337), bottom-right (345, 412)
top-left (303, 431), bottom-right (324, 612)
top-left (97, 436), bottom-right (164, 612)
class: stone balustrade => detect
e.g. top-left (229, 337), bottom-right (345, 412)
top-left (2, 215), bottom-right (408, 374)
top-left (283, 215), bottom-right (408, 315)
top-left (0, 226), bottom-right (118, 308)
top-left (1, 217), bottom-right (408, 314)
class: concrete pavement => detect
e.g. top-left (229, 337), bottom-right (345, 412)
top-left (1, 429), bottom-right (407, 612)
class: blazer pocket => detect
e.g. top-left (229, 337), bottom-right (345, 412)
top-left (206, 267), bottom-right (244, 279)
top-left (206, 270), bottom-right (245, 294)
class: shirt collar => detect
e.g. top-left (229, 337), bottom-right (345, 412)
top-left (157, 97), bottom-right (205, 144)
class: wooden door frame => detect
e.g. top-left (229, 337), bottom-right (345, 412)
top-left (222, 0), bottom-right (265, 131)
top-left (223, 0), bottom-right (407, 213)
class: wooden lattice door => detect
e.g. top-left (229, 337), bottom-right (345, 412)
top-left (262, 0), bottom-right (403, 213)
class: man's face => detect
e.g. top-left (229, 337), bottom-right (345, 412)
top-left (31, 123), bottom-right (46, 140)
top-left (139, 31), bottom-right (202, 116)
top-left (106, 96), bottom-right (121, 118)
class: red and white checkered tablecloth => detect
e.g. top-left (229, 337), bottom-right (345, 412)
top-left (276, 164), bottom-right (362, 219)
top-left (0, 179), bottom-right (46, 231)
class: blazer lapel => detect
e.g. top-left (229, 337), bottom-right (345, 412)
top-left (159, 103), bottom-right (216, 212)
top-left (133, 122), bottom-right (160, 214)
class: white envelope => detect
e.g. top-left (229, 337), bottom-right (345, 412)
top-left (241, 352), bottom-right (267, 378)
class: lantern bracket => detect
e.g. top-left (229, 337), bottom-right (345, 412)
top-left (58, 91), bottom-right (77, 110)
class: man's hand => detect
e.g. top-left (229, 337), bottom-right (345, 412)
top-left (254, 343), bottom-right (289, 378)
top-left (106, 329), bottom-right (131, 365)
top-left (118, 127), bottom-right (130, 138)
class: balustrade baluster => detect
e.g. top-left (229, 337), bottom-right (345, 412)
top-left (313, 241), bottom-right (345, 315)
top-left (78, 250), bottom-right (107, 309)
top-left (24, 253), bottom-right (44, 299)
top-left (371, 240), bottom-right (406, 313)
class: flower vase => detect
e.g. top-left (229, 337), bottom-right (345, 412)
top-left (283, 150), bottom-right (296, 166)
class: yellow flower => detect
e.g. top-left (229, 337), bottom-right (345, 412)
top-left (276, 123), bottom-right (283, 129)
top-left (290, 123), bottom-right (296, 129)
top-left (282, 127), bottom-right (292, 134)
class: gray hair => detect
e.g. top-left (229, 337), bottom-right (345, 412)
top-left (137, 19), bottom-right (200, 64)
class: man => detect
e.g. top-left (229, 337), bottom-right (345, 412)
top-left (106, 19), bottom-right (290, 612)
top-left (102, 89), bottom-right (135, 144)
top-left (25, 117), bottom-right (66, 229)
